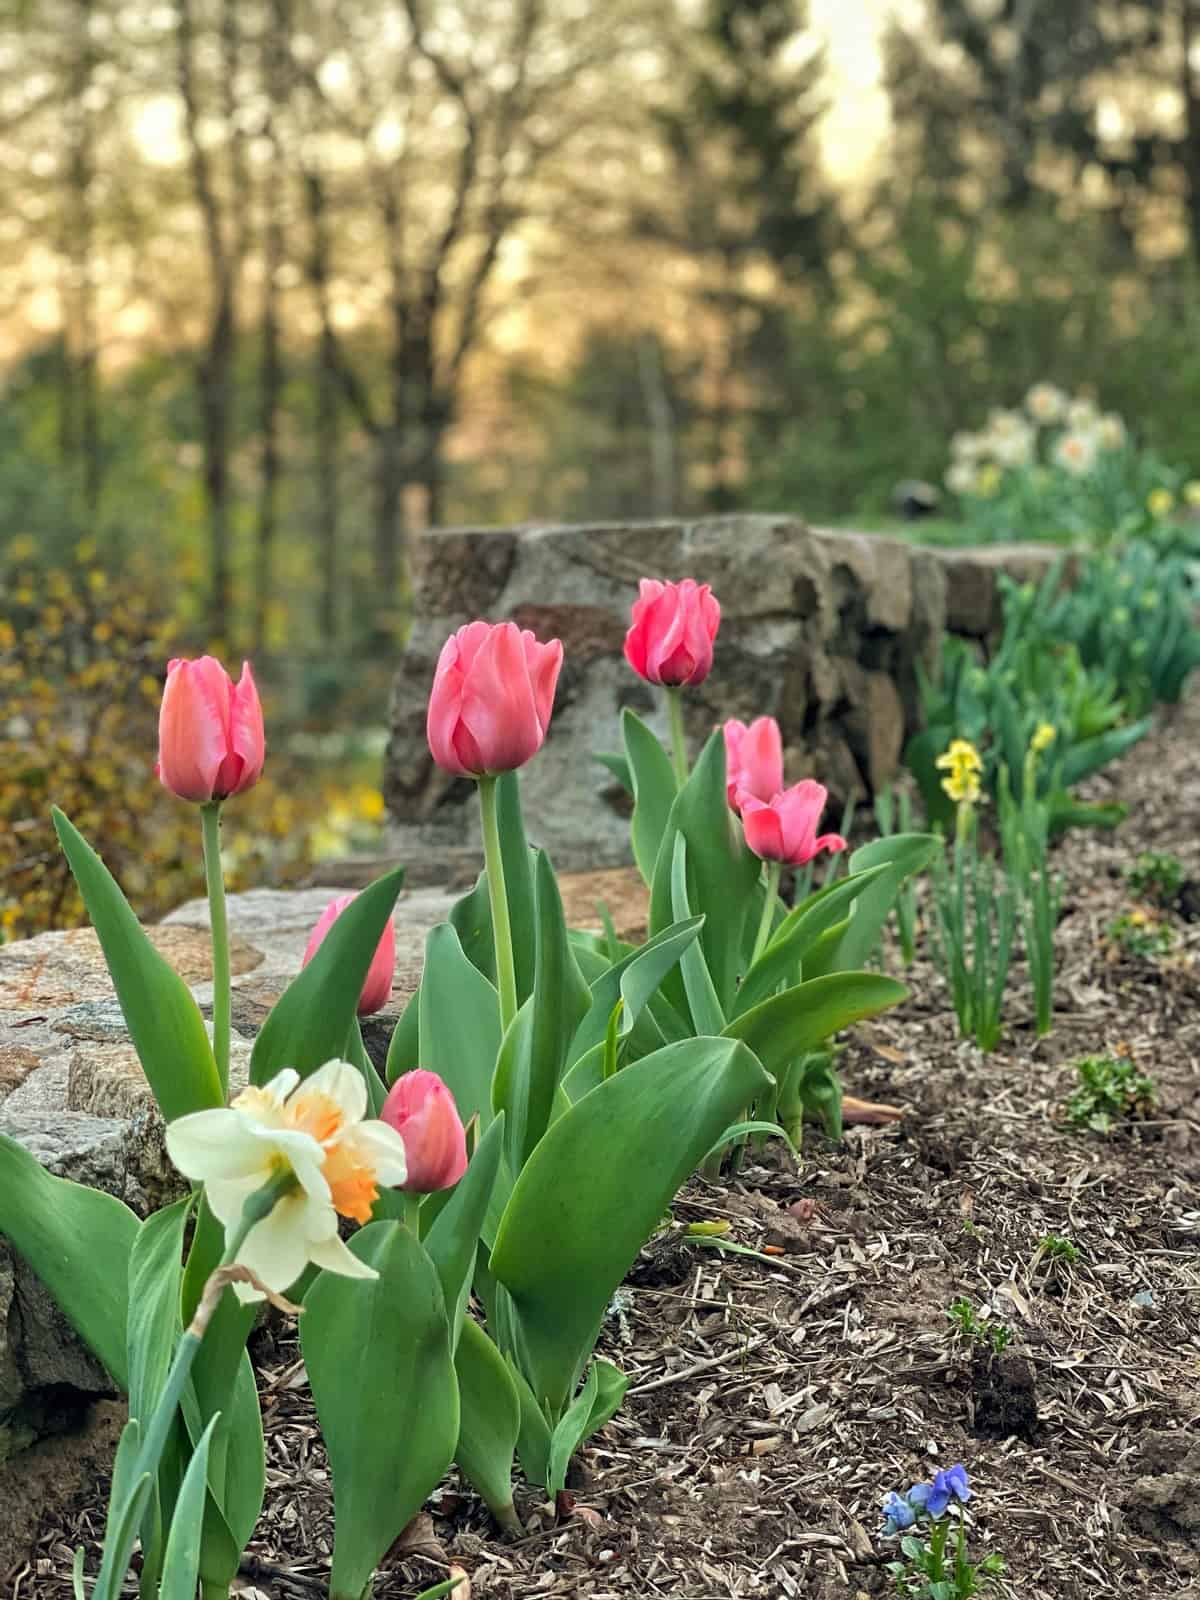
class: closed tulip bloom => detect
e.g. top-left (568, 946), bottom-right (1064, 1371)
top-left (723, 717), bottom-right (784, 811)
top-left (157, 656), bottom-right (265, 803)
top-left (741, 780), bottom-right (847, 867)
top-left (380, 1069), bottom-right (468, 1193)
top-left (301, 893), bottom-right (395, 1016)
top-left (427, 620), bottom-right (563, 779)
top-left (623, 578), bottom-right (720, 687)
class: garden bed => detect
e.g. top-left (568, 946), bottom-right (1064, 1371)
top-left (25, 696), bottom-right (1200, 1600)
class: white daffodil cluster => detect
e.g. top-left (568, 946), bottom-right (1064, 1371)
top-left (946, 384), bottom-right (1128, 496)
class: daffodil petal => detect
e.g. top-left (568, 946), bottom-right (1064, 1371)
top-left (341, 1120), bottom-right (409, 1189)
top-left (236, 1193), bottom-right (313, 1296)
top-left (302, 1059), bottom-right (368, 1124)
top-left (165, 1108), bottom-right (273, 1183)
top-left (308, 1230), bottom-right (379, 1281)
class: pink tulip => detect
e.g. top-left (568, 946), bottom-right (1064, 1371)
top-left (301, 893), bottom-right (395, 1016)
top-left (623, 578), bottom-right (720, 687)
top-left (741, 780), bottom-right (847, 867)
top-left (723, 717), bottom-right (784, 811)
top-left (427, 620), bottom-right (563, 779)
top-left (381, 1069), bottom-right (468, 1193)
top-left (157, 656), bottom-right (265, 803)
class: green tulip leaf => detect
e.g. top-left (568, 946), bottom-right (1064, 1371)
top-left (723, 973), bottom-right (908, 1081)
top-left (250, 867), bottom-right (405, 1086)
top-left (567, 915), bottom-right (703, 1066)
top-left (670, 834), bottom-right (725, 1034)
top-left (490, 1036), bottom-right (770, 1418)
top-left (158, 1415), bottom-right (219, 1600)
top-left (127, 1197), bottom-right (191, 1431)
top-left (622, 707), bottom-right (679, 885)
top-left (649, 732), bottom-right (759, 1015)
top-left (453, 1317), bottom-right (522, 1535)
top-left (0, 1132), bottom-right (138, 1390)
top-left (447, 772), bottom-right (538, 1003)
top-left (303, 1221), bottom-right (459, 1600)
top-left (733, 864), bottom-right (891, 1018)
top-left (423, 1114), bottom-right (507, 1352)
top-left (415, 923), bottom-right (502, 1131)
top-left (805, 835), bottom-right (940, 977)
top-left (493, 851), bottom-right (591, 1172)
top-left (51, 808), bottom-right (222, 1121)
top-left (546, 1358), bottom-right (629, 1496)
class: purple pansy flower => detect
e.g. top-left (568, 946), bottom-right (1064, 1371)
top-left (927, 1464), bottom-right (971, 1518)
top-left (882, 1491), bottom-right (918, 1535)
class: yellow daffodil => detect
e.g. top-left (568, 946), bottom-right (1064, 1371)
top-left (936, 738), bottom-right (983, 804)
top-left (1185, 480), bottom-right (1200, 508)
top-left (1030, 722), bottom-right (1056, 754)
top-left (975, 463), bottom-right (1002, 498)
top-left (166, 1060), bottom-right (409, 1301)
top-left (1147, 487), bottom-right (1175, 519)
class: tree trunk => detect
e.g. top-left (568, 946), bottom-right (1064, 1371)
top-left (254, 39), bottom-right (286, 653)
top-left (316, 323), bottom-right (340, 642)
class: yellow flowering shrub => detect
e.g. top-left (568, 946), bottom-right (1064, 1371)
top-left (1, 553), bottom-right (385, 940)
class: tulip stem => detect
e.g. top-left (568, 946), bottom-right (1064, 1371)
top-left (478, 776), bottom-right (518, 1032)
top-left (665, 688), bottom-right (689, 787)
top-left (404, 1192), bottom-right (423, 1235)
top-left (750, 861), bottom-right (782, 970)
top-left (201, 801), bottom-right (232, 1095)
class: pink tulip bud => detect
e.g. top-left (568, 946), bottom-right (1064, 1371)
top-left (157, 656), bottom-right (265, 803)
top-left (741, 780), bottom-right (847, 867)
top-left (301, 893), bottom-right (396, 1016)
top-left (723, 717), bottom-right (784, 812)
top-left (623, 578), bottom-right (720, 688)
top-left (380, 1070), bottom-right (468, 1193)
top-left (426, 620), bottom-right (563, 779)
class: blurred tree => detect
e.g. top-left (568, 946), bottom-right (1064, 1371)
top-left (639, 0), bottom-right (839, 508)
top-left (886, 1), bottom-right (1200, 260)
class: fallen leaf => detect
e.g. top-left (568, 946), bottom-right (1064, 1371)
top-left (842, 1094), bottom-right (905, 1125)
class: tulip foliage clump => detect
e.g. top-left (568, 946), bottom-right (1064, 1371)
top-left (0, 583), bottom-right (936, 1599)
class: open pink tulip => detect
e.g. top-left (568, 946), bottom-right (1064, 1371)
top-left (623, 578), bottom-right (720, 687)
top-left (157, 656), bottom-right (264, 803)
top-left (723, 717), bottom-right (784, 811)
top-left (301, 893), bottom-right (395, 1016)
top-left (741, 780), bottom-right (847, 867)
top-left (381, 1069), bottom-right (468, 1193)
top-left (427, 620), bottom-right (563, 778)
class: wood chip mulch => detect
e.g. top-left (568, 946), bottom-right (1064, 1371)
top-left (23, 696), bottom-right (1200, 1599)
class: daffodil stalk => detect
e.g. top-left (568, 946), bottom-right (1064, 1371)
top-left (201, 801), bottom-right (232, 1094)
top-left (999, 730), bottom-right (1062, 1037)
top-left (92, 1173), bottom-right (297, 1600)
top-left (930, 739), bottom-right (1016, 1052)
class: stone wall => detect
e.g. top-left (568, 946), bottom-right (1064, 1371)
top-left (384, 516), bottom-right (1059, 876)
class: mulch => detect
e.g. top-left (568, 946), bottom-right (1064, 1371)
top-left (20, 696), bottom-right (1200, 1599)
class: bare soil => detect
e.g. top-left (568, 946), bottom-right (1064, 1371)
top-left (19, 697), bottom-right (1200, 1599)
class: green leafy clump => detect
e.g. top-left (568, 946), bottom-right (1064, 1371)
top-left (1126, 851), bottom-right (1186, 905)
top-left (1037, 1233), bottom-right (1081, 1265)
top-left (1106, 909), bottom-right (1175, 961)
top-left (946, 1298), bottom-right (1013, 1356)
top-left (1066, 1054), bottom-right (1156, 1134)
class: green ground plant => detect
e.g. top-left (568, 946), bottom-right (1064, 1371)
top-left (1065, 1054), bottom-right (1156, 1134)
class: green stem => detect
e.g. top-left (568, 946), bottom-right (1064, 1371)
top-left (749, 861), bottom-right (782, 969)
top-left (201, 801), bottom-right (231, 1095)
top-left (665, 687), bottom-right (689, 787)
top-left (94, 1174), bottom-right (294, 1596)
top-left (478, 776), bottom-right (518, 1032)
top-left (928, 1517), bottom-right (949, 1583)
top-left (404, 1191), bottom-right (422, 1235)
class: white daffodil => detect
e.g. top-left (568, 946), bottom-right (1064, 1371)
top-left (986, 407), bottom-right (1025, 438)
top-left (950, 430), bottom-right (982, 461)
top-left (1096, 412), bottom-right (1127, 451)
top-left (990, 422), bottom-right (1036, 469)
top-left (945, 460), bottom-right (978, 496)
top-left (1054, 429), bottom-right (1098, 477)
top-left (166, 1060), bottom-right (408, 1301)
top-left (1024, 382), bottom-right (1067, 425)
top-left (1066, 396), bottom-right (1099, 430)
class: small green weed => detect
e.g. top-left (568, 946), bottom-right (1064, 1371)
top-left (1106, 909), bottom-right (1175, 960)
top-left (1036, 1233), bottom-right (1081, 1265)
top-left (1126, 851), bottom-right (1186, 905)
top-left (1066, 1054), bottom-right (1156, 1134)
top-left (946, 1297), bottom-right (1013, 1354)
